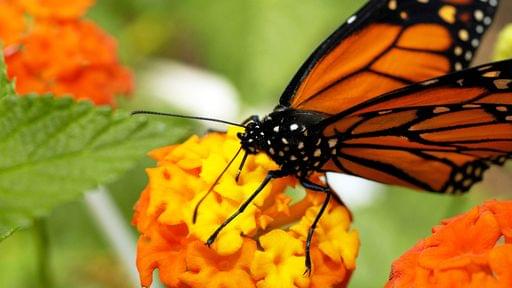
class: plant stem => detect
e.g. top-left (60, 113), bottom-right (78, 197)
top-left (85, 187), bottom-right (144, 287)
top-left (34, 218), bottom-right (52, 288)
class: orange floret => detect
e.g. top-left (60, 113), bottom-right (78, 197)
top-left (133, 189), bottom-right (189, 287)
top-left (386, 200), bottom-right (512, 288)
top-left (133, 128), bottom-right (360, 287)
top-left (179, 239), bottom-right (257, 288)
top-left (5, 20), bottom-right (133, 106)
top-left (18, 0), bottom-right (95, 19)
top-left (0, 0), bottom-right (132, 106)
top-left (0, 1), bottom-right (25, 46)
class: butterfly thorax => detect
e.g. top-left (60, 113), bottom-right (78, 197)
top-left (238, 108), bottom-right (334, 177)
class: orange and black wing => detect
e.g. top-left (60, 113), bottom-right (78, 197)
top-left (320, 60), bottom-right (512, 193)
top-left (279, 0), bottom-right (499, 116)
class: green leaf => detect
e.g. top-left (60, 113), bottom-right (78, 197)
top-left (0, 95), bottom-right (179, 241)
top-left (0, 53), bottom-right (15, 98)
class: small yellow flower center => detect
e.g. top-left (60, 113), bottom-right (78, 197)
top-left (273, 254), bottom-right (284, 266)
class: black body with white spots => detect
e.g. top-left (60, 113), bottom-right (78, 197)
top-left (238, 108), bottom-right (334, 178)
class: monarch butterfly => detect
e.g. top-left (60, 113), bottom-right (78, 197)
top-left (134, 0), bottom-right (511, 273)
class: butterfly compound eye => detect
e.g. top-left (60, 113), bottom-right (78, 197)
top-left (237, 132), bottom-right (246, 140)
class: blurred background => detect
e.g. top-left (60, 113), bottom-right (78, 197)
top-left (1, 0), bottom-right (511, 287)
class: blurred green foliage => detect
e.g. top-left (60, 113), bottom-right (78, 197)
top-left (90, 0), bottom-right (365, 106)
top-left (0, 1), bottom-right (509, 287)
top-left (495, 23), bottom-right (512, 60)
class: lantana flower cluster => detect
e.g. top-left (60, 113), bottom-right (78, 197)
top-left (0, 0), bottom-right (133, 106)
top-left (133, 128), bottom-right (360, 288)
top-left (387, 200), bottom-right (512, 288)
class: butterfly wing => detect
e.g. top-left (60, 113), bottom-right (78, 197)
top-left (279, 0), bottom-right (499, 116)
top-left (319, 60), bottom-right (512, 193)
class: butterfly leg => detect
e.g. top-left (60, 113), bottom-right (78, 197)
top-left (206, 170), bottom-right (286, 246)
top-left (302, 177), bottom-right (347, 206)
top-left (235, 151), bottom-right (249, 182)
top-left (300, 178), bottom-right (329, 193)
top-left (299, 178), bottom-right (332, 276)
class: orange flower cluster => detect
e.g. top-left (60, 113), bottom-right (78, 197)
top-left (0, 0), bottom-right (133, 106)
top-left (386, 200), bottom-right (512, 288)
top-left (133, 128), bottom-right (360, 288)
top-left (18, 0), bottom-right (95, 19)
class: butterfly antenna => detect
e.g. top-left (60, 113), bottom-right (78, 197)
top-left (235, 151), bottom-right (249, 182)
top-left (192, 146), bottom-right (244, 223)
top-left (131, 110), bottom-right (246, 128)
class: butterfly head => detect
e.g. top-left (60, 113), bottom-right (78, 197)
top-left (237, 118), bottom-right (264, 154)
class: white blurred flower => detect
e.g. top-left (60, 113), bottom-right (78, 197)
top-left (141, 60), bottom-right (240, 129)
top-left (328, 172), bottom-right (382, 208)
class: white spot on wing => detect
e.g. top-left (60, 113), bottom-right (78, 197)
top-left (478, 65), bottom-right (493, 72)
top-left (483, 16), bottom-right (492, 26)
top-left (463, 104), bottom-right (481, 108)
top-left (465, 51), bottom-right (473, 61)
top-left (422, 79), bottom-right (439, 86)
top-left (474, 10), bottom-right (484, 21)
top-left (434, 107), bottom-right (450, 113)
top-left (458, 29), bottom-right (469, 41)
top-left (454, 46), bottom-right (463, 56)
top-left (388, 0), bottom-right (397, 10)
